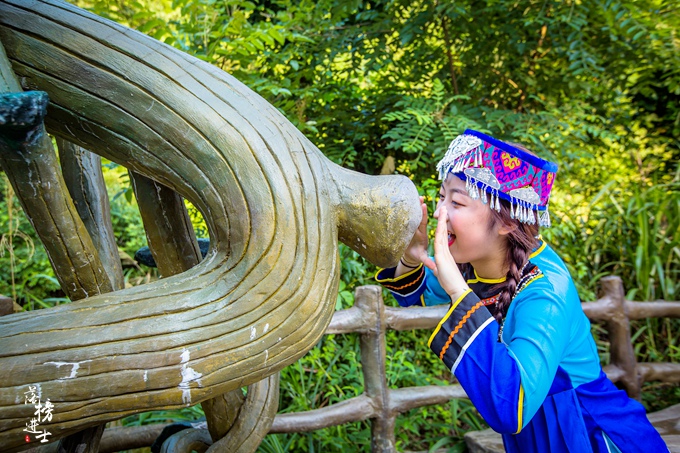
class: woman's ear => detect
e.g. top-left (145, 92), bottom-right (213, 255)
top-left (497, 220), bottom-right (518, 236)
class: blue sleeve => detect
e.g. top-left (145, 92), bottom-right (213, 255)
top-left (428, 278), bottom-right (570, 433)
top-left (375, 264), bottom-right (427, 307)
top-left (374, 259), bottom-right (450, 307)
top-left (422, 265), bottom-right (451, 306)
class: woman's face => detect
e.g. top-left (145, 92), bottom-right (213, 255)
top-left (434, 174), bottom-right (507, 269)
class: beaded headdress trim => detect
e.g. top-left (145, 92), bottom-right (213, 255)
top-left (436, 130), bottom-right (557, 227)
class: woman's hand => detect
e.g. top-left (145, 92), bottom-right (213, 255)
top-left (403, 196), bottom-right (430, 263)
top-left (426, 205), bottom-right (469, 302)
top-left (395, 197), bottom-right (430, 276)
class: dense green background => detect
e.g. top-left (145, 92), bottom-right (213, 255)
top-left (1, 0), bottom-right (678, 451)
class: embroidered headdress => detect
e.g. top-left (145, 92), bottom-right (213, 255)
top-left (436, 130), bottom-right (557, 227)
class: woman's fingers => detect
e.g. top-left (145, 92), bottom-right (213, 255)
top-left (416, 198), bottom-right (429, 239)
top-left (420, 197), bottom-right (428, 223)
top-left (434, 206), bottom-right (449, 257)
top-left (410, 197), bottom-right (429, 249)
top-left (403, 195), bottom-right (431, 267)
top-left (422, 255), bottom-right (437, 273)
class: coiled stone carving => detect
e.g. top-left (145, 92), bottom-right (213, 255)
top-left (0, 0), bottom-right (420, 451)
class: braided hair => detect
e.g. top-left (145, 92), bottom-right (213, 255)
top-left (488, 200), bottom-right (539, 323)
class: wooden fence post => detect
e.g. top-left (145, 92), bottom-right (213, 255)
top-left (355, 285), bottom-right (396, 452)
top-left (600, 276), bottom-right (641, 399)
top-left (0, 294), bottom-right (14, 316)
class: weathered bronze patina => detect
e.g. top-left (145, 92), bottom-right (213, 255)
top-left (0, 0), bottom-right (421, 451)
top-left (130, 170), bottom-right (278, 452)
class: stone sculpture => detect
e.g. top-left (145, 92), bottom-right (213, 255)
top-left (0, 0), bottom-right (420, 450)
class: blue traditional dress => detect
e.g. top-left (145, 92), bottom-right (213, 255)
top-left (376, 241), bottom-right (668, 453)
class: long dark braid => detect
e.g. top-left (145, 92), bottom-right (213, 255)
top-left (490, 200), bottom-right (539, 323)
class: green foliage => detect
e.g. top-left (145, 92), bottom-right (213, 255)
top-left (273, 334), bottom-right (371, 452)
top-left (0, 175), bottom-right (65, 305)
top-left (258, 433), bottom-right (297, 453)
top-left (0, 163), bottom-right (156, 308)
top-left (335, 243), bottom-right (379, 309)
top-left (382, 80), bottom-right (483, 177)
top-left (579, 177), bottom-right (680, 301)
top-left (120, 404), bottom-right (205, 426)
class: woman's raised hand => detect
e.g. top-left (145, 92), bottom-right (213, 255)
top-left (395, 197), bottom-right (431, 276)
top-left (430, 205), bottom-right (469, 302)
top-left (401, 196), bottom-right (430, 265)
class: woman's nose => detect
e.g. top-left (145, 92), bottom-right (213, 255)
top-left (434, 204), bottom-right (451, 221)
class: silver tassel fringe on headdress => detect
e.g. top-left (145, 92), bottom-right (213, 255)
top-left (436, 131), bottom-right (557, 228)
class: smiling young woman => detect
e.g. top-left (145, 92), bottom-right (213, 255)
top-left (376, 130), bottom-right (668, 453)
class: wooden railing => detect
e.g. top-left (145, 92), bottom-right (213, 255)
top-left (582, 276), bottom-right (680, 399)
top-left (93, 277), bottom-right (680, 453)
top-left (269, 285), bottom-right (463, 451)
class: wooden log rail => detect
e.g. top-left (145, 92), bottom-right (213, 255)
top-left (583, 276), bottom-right (680, 399)
top-left (88, 277), bottom-right (680, 452)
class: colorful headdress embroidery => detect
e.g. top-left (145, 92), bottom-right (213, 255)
top-left (436, 130), bottom-right (557, 227)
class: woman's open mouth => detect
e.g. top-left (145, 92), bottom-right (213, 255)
top-left (448, 232), bottom-right (456, 246)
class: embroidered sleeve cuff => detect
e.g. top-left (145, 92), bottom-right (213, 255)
top-left (428, 289), bottom-right (494, 371)
top-left (375, 265), bottom-right (426, 307)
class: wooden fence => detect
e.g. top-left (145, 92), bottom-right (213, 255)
top-left (51, 276), bottom-right (680, 452)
